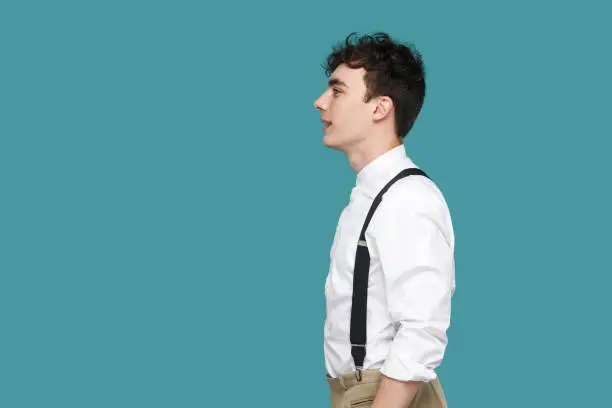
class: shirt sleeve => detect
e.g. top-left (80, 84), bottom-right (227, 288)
top-left (372, 178), bottom-right (455, 382)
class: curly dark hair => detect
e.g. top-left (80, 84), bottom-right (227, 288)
top-left (323, 32), bottom-right (426, 138)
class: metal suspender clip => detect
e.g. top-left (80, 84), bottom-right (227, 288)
top-left (352, 343), bottom-right (366, 382)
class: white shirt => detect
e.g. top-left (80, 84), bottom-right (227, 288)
top-left (324, 145), bottom-right (455, 382)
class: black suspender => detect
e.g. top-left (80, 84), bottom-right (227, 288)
top-left (349, 168), bottom-right (430, 381)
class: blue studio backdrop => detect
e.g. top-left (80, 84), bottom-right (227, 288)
top-left (1, 1), bottom-right (611, 407)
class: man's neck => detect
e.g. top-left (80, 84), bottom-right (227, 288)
top-left (346, 137), bottom-right (403, 174)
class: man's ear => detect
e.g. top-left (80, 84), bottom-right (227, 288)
top-left (372, 96), bottom-right (394, 122)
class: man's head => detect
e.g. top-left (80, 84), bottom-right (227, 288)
top-left (314, 32), bottom-right (426, 152)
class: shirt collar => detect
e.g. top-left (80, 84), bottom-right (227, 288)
top-left (355, 144), bottom-right (417, 199)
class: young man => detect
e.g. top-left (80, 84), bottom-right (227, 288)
top-left (314, 33), bottom-right (455, 408)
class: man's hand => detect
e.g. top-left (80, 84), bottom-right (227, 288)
top-left (371, 374), bottom-right (420, 408)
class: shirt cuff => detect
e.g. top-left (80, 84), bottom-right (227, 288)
top-left (380, 350), bottom-right (439, 382)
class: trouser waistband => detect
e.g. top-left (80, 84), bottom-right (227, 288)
top-left (326, 369), bottom-right (381, 390)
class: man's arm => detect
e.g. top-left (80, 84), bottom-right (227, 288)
top-left (371, 178), bottom-right (455, 406)
top-left (372, 374), bottom-right (420, 408)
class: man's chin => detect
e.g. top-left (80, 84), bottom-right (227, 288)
top-left (322, 134), bottom-right (341, 150)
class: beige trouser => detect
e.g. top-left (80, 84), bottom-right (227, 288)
top-left (326, 369), bottom-right (447, 408)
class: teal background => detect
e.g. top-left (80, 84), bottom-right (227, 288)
top-left (1, 0), bottom-right (611, 406)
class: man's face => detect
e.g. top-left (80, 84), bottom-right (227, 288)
top-left (314, 64), bottom-right (375, 151)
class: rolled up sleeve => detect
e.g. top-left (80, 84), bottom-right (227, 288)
top-left (373, 180), bottom-right (455, 382)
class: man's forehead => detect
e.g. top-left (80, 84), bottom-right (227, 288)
top-left (329, 65), bottom-right (366, 87)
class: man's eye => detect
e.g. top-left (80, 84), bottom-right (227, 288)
top-left (332, 88), bottom-right (341, 96)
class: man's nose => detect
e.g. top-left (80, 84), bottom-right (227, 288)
top-left (314, 93), bottom-right (328, 111)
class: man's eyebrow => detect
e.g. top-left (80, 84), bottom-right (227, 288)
top-left (328, 78), bottom-right (349, 88)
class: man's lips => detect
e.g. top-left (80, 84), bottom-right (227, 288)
top-left (322, 120), bottom-right (332, 130)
